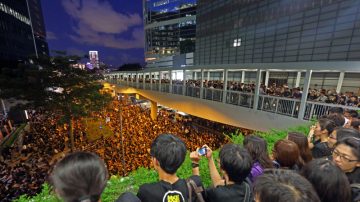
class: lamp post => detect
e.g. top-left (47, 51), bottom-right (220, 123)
top-left (118, 94), bottom-right (126, 176)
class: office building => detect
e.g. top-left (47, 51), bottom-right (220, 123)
top-left (143, 0), bottom-right (197, 68)
top-left (89, 51), bottom-right (99, 69)
top-left (27, 0), bottom-right (49, 57)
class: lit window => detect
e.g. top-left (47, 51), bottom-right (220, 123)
top-left (233, 38), bottom-right (241, 47)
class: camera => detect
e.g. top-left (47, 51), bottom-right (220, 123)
top-left (198, 147), bottom-right (207, 156)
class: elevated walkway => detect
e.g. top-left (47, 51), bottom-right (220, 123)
top-left (105, 82), bottom-right (308, 131)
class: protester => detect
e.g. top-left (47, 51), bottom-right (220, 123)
top-left (272, 140), bottom-right (303, 170)
top-left (308, 118), bottom-right (335, 158)
top-left (332, 137), bottom-right (360, 201)
top-left (301, 159), bottom-right (351, 202)
top-left (190, 143), bottom-right (253, 202)
top-left (50, 152), bottom-right (108, 202)
top-left (136, 134), bottom-right (202, 202)
top-left (254, 169), bottom-right (320, 202)
top-left (243, 136), bottom-right (273, 182)
top-left (288, 132), bottom-right (313, 164)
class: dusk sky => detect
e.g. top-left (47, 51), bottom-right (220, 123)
top-left (41, 0), bottom-right (145, 67)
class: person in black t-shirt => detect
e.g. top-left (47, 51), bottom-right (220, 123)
top-left (190, 144), bottom-right (253, 202)
top-left (308, 118), bottom-right (335, 159)
top-left (136, 134), bottom-right (202, 202)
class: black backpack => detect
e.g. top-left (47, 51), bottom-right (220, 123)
top-left (186, 179), bottom-right (252, 202)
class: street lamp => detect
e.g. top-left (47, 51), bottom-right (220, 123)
top-left (118, 94), bottom-right (126, 176)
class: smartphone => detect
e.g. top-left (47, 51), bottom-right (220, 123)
top-left (198, 147), bottom-right (207, 156)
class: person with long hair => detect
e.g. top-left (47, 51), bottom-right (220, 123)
top-left (50, 152), bottom-right (109, 202)
top-left (301, 159), bottom-right (351, 202)
top-left (308, 118), bottom-right (335, 158)
top-left (272, 139), bottom-right (303, 170)
top-left (288, 132), bottom-right (313, 164)
top-left (243, 135), bottom-right (273, 182)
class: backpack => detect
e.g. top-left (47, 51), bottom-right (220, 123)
top-left (350, 183), bottom-right (360, 202)
top-left (186, 178), bottom-right (205, 202)
top-left (186, 178), bottom-right (251, 202)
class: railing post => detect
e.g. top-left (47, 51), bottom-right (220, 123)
top-left (298, 69), bottom-right (312, 120)
top-left (222, 69), bottom-right (228, 103)
top-left (253, 69), bottom-right (262, 110)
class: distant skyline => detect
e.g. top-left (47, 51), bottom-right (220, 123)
top-left (41, 0), bottom-right (145, 67)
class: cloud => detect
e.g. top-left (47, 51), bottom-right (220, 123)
top-left (62, 0), bottom-right (144, 49)
top-left (46, 31), bottom-right (57, 40)
top-left (66, 48), bottom-right (86, 56)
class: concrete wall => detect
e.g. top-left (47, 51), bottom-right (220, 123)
top-left (107, 83), bottom-right (308, 132)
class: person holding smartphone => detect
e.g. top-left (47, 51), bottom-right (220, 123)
top-left (190, 144), bottom-right (253, 202)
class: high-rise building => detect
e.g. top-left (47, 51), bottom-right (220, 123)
top-left (143, 0), bottom-right (197, 68)
top-left (89, 51), bottom-right (99, 69)
top-left (195, 0), bottom-right (360, 65)
top-left (27, 0), bottom-right (49, 57)
top-left (0, 0), bottom-right (35, 66)
top-left (0, 0), bottom-right (48, 66)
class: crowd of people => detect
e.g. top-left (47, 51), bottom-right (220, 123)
top-left (0, 99), bottom-right (232, 201)
top-left (50, 106), bottom-right (360, 202)
top-left (130, 78), bottom-right (360, 107)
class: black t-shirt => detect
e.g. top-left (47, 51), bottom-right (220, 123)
top-left (203, 182), bottom-right (252, 202)
top-left (137, 175), bottom-right (202, 202)
top-left (312, 142), bottom-right (332, 158)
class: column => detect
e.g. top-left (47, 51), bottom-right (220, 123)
top-left (183, 69), bottom-right (186, 95)
top-left (194, 71), bottom-right (197, 80)
top-left (264, 70), bottom-right (270, 87)
top-left (222, 69), bottom-right (229, 103)
top-left (136, 72), bottom-right (139, 88)
top-left (295, 71), bottom-right (301, 88)
top-left (169, 70), bottom-right (173, 93)
top-left (159, 71), bottom-right (162, 92)
top-left (253, 69), bottom-right (262, 110)
top-left (200, 69), bottom-right (204, 99)
top-left (298, 69), bottom-right (312, 120)
top-left (150, 100), bottom-right (157, 121)
top-left (141, 73), bottom-right (144, 89)
top-left (207, 71), bottom-right (210, 81)
top-left (241, 71), bottom-right (245, 83)
top-left (336, 71), bottom-right (345, 94)
top-left (150, 71), bottom-right (153, 90)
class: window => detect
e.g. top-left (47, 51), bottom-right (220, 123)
top-left (233, 38), bottom-right (242, 47)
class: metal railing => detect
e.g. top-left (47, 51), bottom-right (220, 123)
top-left (226, 90), bottom-right (254, 108)
top-left (203, 88), bottom-right (223, 102)
top-left (186, 86), bottom-right (201, 98)
top-left (303, 101), bottom-right (360, 120)
top-left (108, 79), bottom-right (359, 121)
top-left (258, 95), bottom-right (300, 118)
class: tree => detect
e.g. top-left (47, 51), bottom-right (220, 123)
top-left (0, 52), bottom-right (112, 151)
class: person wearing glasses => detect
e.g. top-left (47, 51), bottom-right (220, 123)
top-left (332, 137), bottom-right (360, 201)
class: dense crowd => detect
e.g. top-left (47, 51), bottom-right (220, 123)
top-left (0, 99), bottom-right (232, 201)
top-left (132, 78), bottom-right (360, 107)
top-left (50, 106), bottom-right (360, 202)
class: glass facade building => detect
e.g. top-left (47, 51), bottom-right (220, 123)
top-left (195, 0), bottom-right (360, 65)
top-left (144, 0), bottom-right (197, 62)
top-left (28, 0), bottom-right (49, 57)
top-left (0, 0), bottom-right (48, 66)
top-left (0, 0), bottom-right (35, 65)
